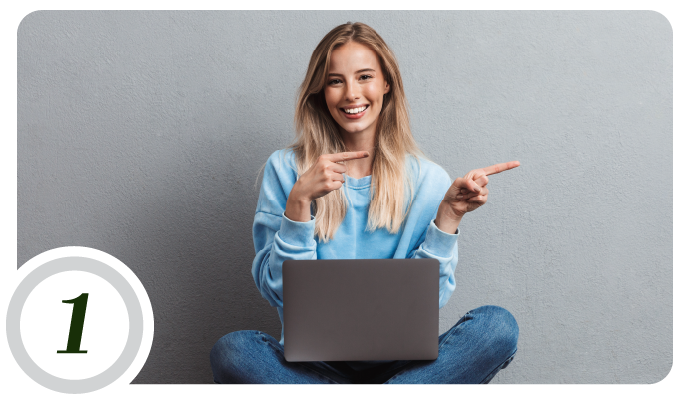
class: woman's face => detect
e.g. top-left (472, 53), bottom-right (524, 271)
top-left (324, 41), bottom-right (390, 141)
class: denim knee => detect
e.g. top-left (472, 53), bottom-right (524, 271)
top-left (210, 333), bottom-right (236, 369)
top-left (210, 330), bottom-right (261, 382)
top-left (470, 305), bottom-right (519, 355)
top-left (210, 331), bottom-right (259, 365)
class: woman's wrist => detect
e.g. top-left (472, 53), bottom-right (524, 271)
top-left (285, 185), bottom-right (312, 222)
top-left (434, 201), bottom-right (463, 234)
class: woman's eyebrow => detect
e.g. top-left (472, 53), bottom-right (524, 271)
top-left (328, 68), bottom-right (376, 77)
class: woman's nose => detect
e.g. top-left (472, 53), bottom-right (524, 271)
top-left (345, 80), bottom-right (360, 100)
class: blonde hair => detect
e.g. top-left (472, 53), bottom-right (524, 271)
top-left (291, 22), bottom-right (424, 242)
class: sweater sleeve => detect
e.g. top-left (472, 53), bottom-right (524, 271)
top-left (410, 219), bottom-right (458, 309)
top-left (408, 162), bottom-right (459, 309)
top-left (251, 151), bottom-right (317, 308)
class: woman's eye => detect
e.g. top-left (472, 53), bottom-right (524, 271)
top-left (360, 75), bottom-right (372, 80)
top-left (328, 79), bottom-right (342, 85)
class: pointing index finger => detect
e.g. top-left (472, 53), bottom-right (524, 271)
top-left (327, 151), bottom-right (370, 162)
top-left (482, 161), bottom-right (520, 176)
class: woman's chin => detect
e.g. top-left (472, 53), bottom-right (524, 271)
top-left (340, 125), bottom-right (371, 136)
top-left (336, 119), bottom-right (375, 135)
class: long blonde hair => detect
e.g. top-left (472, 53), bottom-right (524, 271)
top-left (292, 22), bottom-right (424, 242)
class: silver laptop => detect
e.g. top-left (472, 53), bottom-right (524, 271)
top-left (283, 259), bottom-right (439, 362)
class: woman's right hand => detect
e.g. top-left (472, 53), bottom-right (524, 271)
top-left (285, 151), bottom-right (370, 222)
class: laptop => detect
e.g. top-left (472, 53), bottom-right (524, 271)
top-left (282, 258), bottom-right (439, 362)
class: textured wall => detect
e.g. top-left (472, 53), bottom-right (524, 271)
top-left (17, 11), bottom-right (672, 384)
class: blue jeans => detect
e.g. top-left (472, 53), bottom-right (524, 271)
top-left (210, 305), bottom-right (518, 384)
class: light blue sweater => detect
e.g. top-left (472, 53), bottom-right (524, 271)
top-left (252, 149), bottom-right (459, 344)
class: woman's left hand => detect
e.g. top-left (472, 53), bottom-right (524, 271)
top-left (435, 161), bottom-right (520, 233)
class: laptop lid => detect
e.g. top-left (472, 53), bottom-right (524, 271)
top-left (283, 258), bottom-right (439, 362)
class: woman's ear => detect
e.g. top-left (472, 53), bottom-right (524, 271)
top-left (384, 81), bottom-right (390, 95)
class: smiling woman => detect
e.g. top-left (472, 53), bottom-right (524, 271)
top-left (209, 21), bottom-right (520, 384)
top-left (324, 43), bottom-right (390, 144)
top-left (288, 24), bottom-right (425, 240)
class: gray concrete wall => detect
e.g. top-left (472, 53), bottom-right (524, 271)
top-left (17, 11), bottom-right (672, 384)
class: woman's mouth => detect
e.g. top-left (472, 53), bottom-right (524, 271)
top-left (340, 105), bottom-right (369, 119)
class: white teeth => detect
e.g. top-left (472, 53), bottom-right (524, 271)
top-left (343, 105), bottom-right (368, 114)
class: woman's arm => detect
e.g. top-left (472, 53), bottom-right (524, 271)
top-left (409, 160), bottom-right (520, 309)
top-left (252, 211), bottom-right (317, 308)
top-left (251, 151), bottom-right (318, 308)
top-left (406, 166), bottom-right (459, 309)
top-left (253, 150), bottom-right (370, 307)
top-left (410, 218), bottom-right (459, 309)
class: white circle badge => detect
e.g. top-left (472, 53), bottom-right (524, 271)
top-left (21, 270), bottom-right (130, 380)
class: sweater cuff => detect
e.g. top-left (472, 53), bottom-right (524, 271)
top-left (279, 212), bottom-right (316, 248)
top-left (422, 219), bottom-right (459, 258)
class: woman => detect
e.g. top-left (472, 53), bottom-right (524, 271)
top-left (210, 22), bottom-right (519, 384)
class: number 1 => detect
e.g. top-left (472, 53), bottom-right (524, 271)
top-left (57, 293), bottom-right (89, 354)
